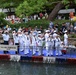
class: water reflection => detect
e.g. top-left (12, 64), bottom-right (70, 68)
top-left (0, 62), bottom-right (76, 75)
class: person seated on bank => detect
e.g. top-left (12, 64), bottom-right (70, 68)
top-left (60, 41), bottom-right (68, 55)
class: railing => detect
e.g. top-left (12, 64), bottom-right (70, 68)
top-left (67, 46), bottom-right (76, 57)
top-left (0, 44), bottom-right (76, 58)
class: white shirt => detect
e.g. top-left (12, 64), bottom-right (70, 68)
top-left (64, 33), bottom-right (68, 46)
top-left (53, 33), bottom-right (57, 38)
top-left (13, 35), bottom-right (19, 44)
top-left (24, 35), bottom-right (30, 46)
top-left (45, 33), bottom-right (49, 39)
top-left (37, 37), bottom-right (43, 46)
top-left (64, 33), bottom-right (68, 41)
top-left (31, 36), bottom-right (37, 46)
top-left (2, 34), bottom-right (10, 41)
top-left (18, 35), bottom-right (24, 44)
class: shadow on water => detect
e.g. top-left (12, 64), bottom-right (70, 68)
top-left (0, 61), bottom-right (76, 75)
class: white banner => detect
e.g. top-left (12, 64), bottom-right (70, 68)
top-left (0, 45), bottom-right (17, 51)
top-left (58, 9), bottom-right (75, 14)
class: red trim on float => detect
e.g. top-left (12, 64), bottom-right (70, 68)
top-left (67, 58), bottom-right (76, 64)
top-left (0, 54), bottom-right (10, 60)
top-left (32, 56), bottom-right (43, 62)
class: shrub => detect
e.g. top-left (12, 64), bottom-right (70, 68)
top-left (9, 19), bottom-right (75, 29)
top-left (0, 12), bottom-right (8, 27)
top-left (9, 19), bottom-right (50, 29)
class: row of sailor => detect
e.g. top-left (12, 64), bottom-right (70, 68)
top-left (1, 28), bottom-right (68, 56)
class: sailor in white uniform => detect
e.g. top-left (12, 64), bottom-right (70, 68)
top-left (49, 35), bottom-right (54, 56)
top-left (51, 30), bottom-right (58, 55)
top-left (64, 30), bottom-right (68, 46)
top-left (55, 35), bottom-right (62, 55)
top-left (31, 32), bottom-right (38, 55)
top-left (18, 31), bottom-right (24, 52)
top-left (24, 32), bottom-right (30, 55)
top-left (13, 33), bottom-right (19, 45)
top-left (44, 30), bottom-right (50, 56)
top-left (37, 33), bottom-right (43, 55)
top-left (52, 30), bottom-right (58, 38)
top-left (12, 31), bottom-right (16, 37)
top-left (52, 36), bottom-right (56, 55)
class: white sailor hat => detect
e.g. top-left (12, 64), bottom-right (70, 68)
top-left (57, 35), bottom-right (60, 36)
top-left (13, 31), bottom-right (16, 33)
top-left (61, 41), bottom-right (63, 44)
top-left (18, 30), bottom-right (21, 32)
top-left (54, 30), bottom-right (56, 33)
top-left (25, 32), bottom-right (28, 35)
top-left (45, 30), bottom-right (50, 33)
top-left (64, 30), bottom-right (67, 33)
top-left (4, 30), bottom-right (8, 33)
top-left (17, 30), bottom-right (22, 34)
top-left (38, 31), bottom-right (41, 34)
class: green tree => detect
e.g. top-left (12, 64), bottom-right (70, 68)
top-left (16, 0), bottom-right (76, 20)
top-left (0, 0), bottom-right (24, 13)
top-left (48, 0), bottom-right (76, 21)
top-left (0, 0), bottom-right (76, 21)
top-left (0, 12), bottom-right (8, 27)
top-left (15, 0), bottom-right (47, 17)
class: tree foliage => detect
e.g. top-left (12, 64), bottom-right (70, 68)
top-left (0, 0), bottom-right (24, 8)
top-left (15, 0), bottom-right (47, 16)
top-left (0, 0), bottom-right (24, 13)
top-left (15, 0), bottom-right (76, 17)
top-left (48, 0), bottom-right (76, 21)
top-left (0, 12), bottom-right (8, 26)
top-left (0, 0), bottom-right (76, 20)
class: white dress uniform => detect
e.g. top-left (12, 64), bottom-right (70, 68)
top-left (52, 31), bottom-right (57, 38)
top-left (47, 37), bottom-right (51, 56)
top-left (52, 38), bottom-right (56, 55)
top-left (37, 34), bottom-right (43, 55)
top-left (55, 37), bottom-right (62, 55)
top-left (18, 35), bottom-right (24, 52)
top-left (13, 34), bottom-right (19, 45)
top-left (31, 34), bottom-right (37, 55)
top-left (24, 34), bottom-right (30, 55)
top-left (64, 32), bottom-right (68, 46)
top-left (52, 37), bottom-right (60, 55)
top-left (45, 32), bottom-right (50, 56)
top-left (49, 36), bottom-right (54, 56)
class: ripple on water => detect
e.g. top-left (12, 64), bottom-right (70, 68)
top-left (0, 62), bottom-right (76, 75)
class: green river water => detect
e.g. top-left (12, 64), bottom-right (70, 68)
top-left (0, 61), bottom-right (76, 75)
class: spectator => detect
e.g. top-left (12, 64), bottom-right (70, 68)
top-left (61, 23), bottom-right (66, 33)
top-left (70, 23), bottom-right (74, 34)
top-left (49, 21), bottom-right (54, 29)
top-left (39, 13), bottom-right (43, 19)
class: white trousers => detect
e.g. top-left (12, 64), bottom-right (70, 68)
top-left (19, 43), bottom-right (24, 51)
top-left (24, 46), bottom-right (30, 54)
top-left (32, 46), bottom-right (37, 55)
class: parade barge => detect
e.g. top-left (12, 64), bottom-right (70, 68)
top-left (0, 44), bottom-right (76, 64)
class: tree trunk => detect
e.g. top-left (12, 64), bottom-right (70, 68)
top-left (48, 2), bottom-right (64, 21)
